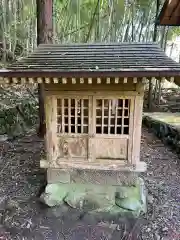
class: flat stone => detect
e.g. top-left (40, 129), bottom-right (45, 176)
top-left (143, 112), bottom-right (180, 128)
top-left (143, 113), bottom-right (180, 159)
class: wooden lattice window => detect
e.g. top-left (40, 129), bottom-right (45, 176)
top-left (57, 98), bottom-right (89, 134)
top-left (96, 98), bottom-right (130, 135)
top-left (57, 96), bottom-right (130, 136)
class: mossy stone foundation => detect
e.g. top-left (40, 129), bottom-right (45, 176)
top-left (41, 169), bottom-right (147, 217)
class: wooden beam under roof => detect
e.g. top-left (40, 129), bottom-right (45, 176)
top-left (156, 0), bottom-right (180, 26)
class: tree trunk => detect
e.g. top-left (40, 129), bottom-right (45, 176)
top-left (148, 79), bottom-right (153, 111)
top-left (148, 0), bottom-right (160, 111)
top-left (36, 0), bottom-right (53, 138)
top-left (131, 2), bottom-right (134, 42)
top-left (85, 0), bottom-right (100, 42)
top-left (1, 0), bottom-right (7, 64)
top-left (153, 0), bottom-right (159, 42)
top-left (95, 0), bottom-right (100, 41)
top-left (156, 26), bottom-right (167, 107)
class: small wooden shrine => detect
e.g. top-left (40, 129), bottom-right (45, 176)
top-left (1, 43), bottom-right (180, 188)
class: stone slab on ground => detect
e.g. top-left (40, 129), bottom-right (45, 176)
top-left (143, 112), bottom-right (180, 130)
top-left (143, 112), bottom-right (180, 157)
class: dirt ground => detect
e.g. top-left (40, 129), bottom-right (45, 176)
top-left (0, 127), bottom-right (179, 240)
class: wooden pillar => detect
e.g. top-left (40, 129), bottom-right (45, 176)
top-left (131, 82), bottom-right (145, 171)
top-left (45, 95), bottom-right (58, 164)
top-left (148, 78), bottom-right (153, 111)
top-left (37, 0), bottom-right (53, 44)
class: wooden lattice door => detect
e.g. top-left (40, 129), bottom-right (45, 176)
top-left (56, 93), bottom-right (134, 163)
top-left (56, 96), bottom-right (92, 161)
top-left (92, 96), bottom-right (134, 161)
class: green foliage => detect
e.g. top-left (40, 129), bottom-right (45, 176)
top-left (168, 27), bottom-right (180, 40)
top-left (0, 101), bottom-right (38, 136)
top-left (0, 86), bottom-right (38, 136)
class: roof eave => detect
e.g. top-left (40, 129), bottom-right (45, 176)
top-left (1, 69), bottom-right (180, 79)
top-left (156, 0), bottom-right (180, 26)
top-left (156, 0), bottom-right (169, 25)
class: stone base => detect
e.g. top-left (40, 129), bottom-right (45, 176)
top-left (47, 168), bottom-right (141, 186)
top-left (41, 177), bottom-right (147, 217)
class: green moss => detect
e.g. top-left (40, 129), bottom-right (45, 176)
top-left (41, 183), bottom-right (68, 207)
top-left (41, 179), bottom-right (147, 217)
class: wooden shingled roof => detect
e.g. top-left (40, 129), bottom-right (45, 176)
top-left (1, 42), bottom-right (180, 79)
top-left (156, 0), bottom-right (180, 26)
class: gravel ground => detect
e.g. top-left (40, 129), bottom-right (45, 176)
top-left (0, 127), bottom-right (179, 240)
top-left (140, 128), bottom-right (180, 240)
